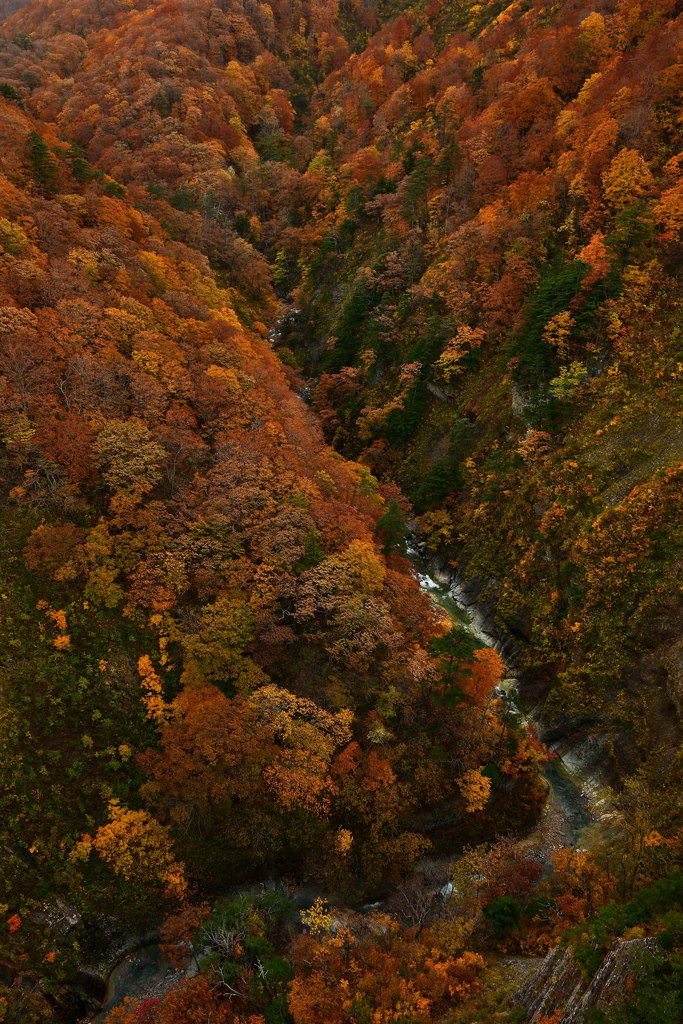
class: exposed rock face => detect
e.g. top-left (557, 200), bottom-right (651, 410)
top-left (511, 383), bottom-right (533, 418)
top-left (541, 728), bottom-right (618, 789)
top-left (515, 937), bottom-right (659, 1023)
top-left (418, 547), bottom-right (623, 789)
top-left (425, 381), bottom-right (455, 406)
top-left (421, 555), bottom-right (523, 667)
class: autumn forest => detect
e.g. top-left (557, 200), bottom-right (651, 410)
top-left (0, 0), bottom-right (680, 1021)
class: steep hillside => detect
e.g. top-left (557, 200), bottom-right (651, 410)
top-left (0, 0), bottom-right (348, 317)
top-left (268, 0), bottom-right (683, 775)
top-left (0, 0), bottom-right (681, 1021)
top-left (0, 42), bottom-right (540, 1024)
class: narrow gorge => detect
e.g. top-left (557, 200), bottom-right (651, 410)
top-left (0, 0), bottom-right (680, 1022)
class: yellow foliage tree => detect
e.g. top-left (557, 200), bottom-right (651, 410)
top-left (76, 799), bottom-right (187, 900)
top-left (300, 897), bottom-right (333, 937)
top-left (541, 310), bottom-right (575, 361)
top-left (138, 654), bottom-right (169, 725)
top-left (602, 148), bottom-right (655, 210)
top-left (458, 767), bottom-right (492, 813)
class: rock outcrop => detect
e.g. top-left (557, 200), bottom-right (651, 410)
top-left (515, 937), bottom-right (659, 1023)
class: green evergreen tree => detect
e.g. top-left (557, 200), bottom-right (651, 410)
top-left (428, 626), bottom-right (479, 708)
top-left (12, 32), bottom-right (33, 50)
top-left (26, 130), bottom-right (58, 192)
top-left (0, 82), bottom-right (23, 106)
top-left (66, 143), bottom-right (94, 183)
top-left (484, 896), bottom-right (522, 939)
top-left (375, 499), bottom-right (409, 556)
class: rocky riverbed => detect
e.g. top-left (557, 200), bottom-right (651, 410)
top-left (87, 542), bottom-right (614, 1023)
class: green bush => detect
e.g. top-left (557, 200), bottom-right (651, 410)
top-left (484, 895), bottom-right (523, 939)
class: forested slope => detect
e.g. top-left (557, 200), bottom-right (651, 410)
top-left (271, 0), bottom-right (683, 772)
top-left (5, 0), bottom-right (677, 766)
top-left (0, 0), bottom-right (681, 1021)
top-left (0, 14), bottom-right (534, 1022)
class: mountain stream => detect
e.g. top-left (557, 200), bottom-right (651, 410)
top-left (92, 544), bottom-right (597, 1020)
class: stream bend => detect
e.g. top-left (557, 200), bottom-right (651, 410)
top-left (94, 544), bottom-right (597, 1019)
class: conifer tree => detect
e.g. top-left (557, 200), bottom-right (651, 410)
top-left (27, 130), bottom-right (58, 192)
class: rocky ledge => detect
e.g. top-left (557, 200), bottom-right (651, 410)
top-left (514, 936), bottom-right (658, 1023)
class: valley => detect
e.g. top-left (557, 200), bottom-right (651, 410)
top-left (0, 0), bottom-right (680, 1021)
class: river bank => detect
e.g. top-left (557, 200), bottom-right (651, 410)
top-left (408, 536), bottom-right (618, 804)
top-left (86, 540), bottom-right (611, 1021)
top-left (407, 541), bottom-right (610, 848)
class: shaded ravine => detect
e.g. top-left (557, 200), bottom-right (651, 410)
top-left (407, 540), bottom-right (595, 851)
top-left (91, 539), bottom-right (598, 1020)
top-left (93, 941), bottom-right (186, 1023)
